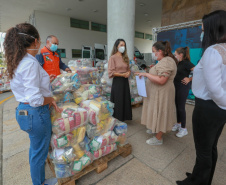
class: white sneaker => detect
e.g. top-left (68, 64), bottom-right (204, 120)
top-left (146, 136), bottom-right (163, 145)
top-left (43, 178), bottom-right (58, 185)
top-left (146, 129), bottom-right (153, 134)
top-left (176, 128), bottom-right (188, 138)
top-left (172, 123), bottom-right (181, 132)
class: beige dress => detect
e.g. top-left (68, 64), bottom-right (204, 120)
top-left (141, 56), bottom-right (177, 133)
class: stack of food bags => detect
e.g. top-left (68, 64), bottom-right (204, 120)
top-left (49, 72), bottom-right (128, 179)
top-left (100, 63), bottom-right (113, 101)
top-left (68, 59), bottom-right (93, 68)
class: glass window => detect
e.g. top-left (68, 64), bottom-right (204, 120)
top-left (83, 50), bottom-right (91, 58)
top-left (70, 18), bottom-right (89, 30)
top-left (145, 34), bottom-right (152, 40)
top-left (57, 49), bottom-right (66, 58)
top-left (72, 49), bottom-right (82, 58)
top-left (95, 49), bottom-right (105, 60)
top-left (135, 31), bottom-right (144, 39)
top-left (91, 22), bottom-right (107, 32)
top-left (134, 51), bottom-right (144, 59)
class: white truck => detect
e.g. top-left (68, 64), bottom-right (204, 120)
top-left (82, 44), bottom-right (147, 69)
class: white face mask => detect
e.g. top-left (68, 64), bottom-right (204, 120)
top-left (27, 48), bottom-right (39, 51)
top-left (200, 32), bottom-right (204, 42)
top-left (118, 46), bottom-right (125, 53)
top-left (175, 55), bottom-right (180, 61)
top-left (152, 52), bottom-right (158, 61)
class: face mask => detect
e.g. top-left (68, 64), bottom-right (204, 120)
top-left (50, 43), bottom-right (58, 52)
top-left (27, 42), bottom-right (40, 51)
top-left (175, 56), bottom-right (180, 62)
top-left (27, 48), bottom-right (39, 51)
top-left (118, 46), bottom-right (125, 53)
top-left (152, 52), bottom-right (158, 61)
top-left (200, 32), bottom-right (204, 42)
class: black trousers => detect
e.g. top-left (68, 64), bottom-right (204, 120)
top-left (174, 81), bottom-right (191, 128)
top-left (179, 98), bottom-right (226, 185)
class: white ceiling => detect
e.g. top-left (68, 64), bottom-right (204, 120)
top-left (0, 0), bottom-right (162, 34)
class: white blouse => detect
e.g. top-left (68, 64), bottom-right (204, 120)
top-left (10, 53), bottom-right (52, 107)
top-left (192, 43), bottom-right (226, 110)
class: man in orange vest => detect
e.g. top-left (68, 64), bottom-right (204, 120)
top-left (36, 35), bottom-right (71, 77)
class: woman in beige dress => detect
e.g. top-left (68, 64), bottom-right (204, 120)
top-left (137, 41), bottom-right (177, 145)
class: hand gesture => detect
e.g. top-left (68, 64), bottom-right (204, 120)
top-left (50, 74), bottom-right (56, 83)
top-left (49, 100), bottom-right (62, 113)
top-left (65, 68), bottom-right (72, 73)
top-left (181, 77), bottom-right (190, 85)
top-left (124, 71), bottom-right (130, 78)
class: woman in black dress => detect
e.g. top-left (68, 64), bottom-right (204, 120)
top-left (108, 39), bottom-right (132, 121)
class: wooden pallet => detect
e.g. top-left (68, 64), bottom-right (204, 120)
top-left (132, 102), bottom-right (143, 108)
top-left (0, 89), bottom-right (11, 94)
top-left (47, 143), bottom-right (132, 185)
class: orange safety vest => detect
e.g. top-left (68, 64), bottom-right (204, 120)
top-left (41, 47), bottom-right (61, 76)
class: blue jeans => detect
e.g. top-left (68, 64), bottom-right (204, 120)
top-left (16, 103), bottom-right (52, 185)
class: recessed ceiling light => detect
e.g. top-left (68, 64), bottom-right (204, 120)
top-left (140, 3), bottom-right (145, 6)
top-left (147, 20), bottom-right (151, 22)
top-left (144, 13), bottom-right (148, 16)
top-left (93, 9), bottom-right (98, 13)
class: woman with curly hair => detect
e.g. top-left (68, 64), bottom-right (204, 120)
top-left (4, 23), bottom-right (60, 185)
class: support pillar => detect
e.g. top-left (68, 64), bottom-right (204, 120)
top-left (107, 0), bottom-right (135, 60)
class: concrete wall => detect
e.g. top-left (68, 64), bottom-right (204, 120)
top-left (34, 11), bottom-right (153, 64)
top-left (35, 11), bottom-right (107, 64)
top-left (161, 0), bottom-right (226, 26)
top-left (135, 38), bottom-right (153, 53)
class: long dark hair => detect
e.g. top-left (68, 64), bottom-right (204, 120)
top-left (153, 41), bottom-right (178, 64)
top-left (111, 39), bottom-right (129, 65)
top-left (176, 47), bottom-right (190, 61)
top-left (202, 10), bottom-right (226, 52)
top-left (3, 23), bottom-right (40, 79)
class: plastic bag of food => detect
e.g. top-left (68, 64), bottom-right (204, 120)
top-left (92, 143), bottom-right (117, 160)
top-left (52, 107), bottom-right (87, 136)
top-left (73, 67), bottom-right (98, 85)
top-left (54, 163), bottom-right (73, 178)
top-left (71, 152), bottom-right (93, 174)
top-left (89, 131), bottom-right (118, 152)
top-left (100, 69), bottom-right (113, 87)
top-left (51, 73), bottom-right (81, 94)
top-left (131, 96), bottom-right (143, 105)
top-left (114, 122), bottom-right (128, 135)
top-left (89, 100), bottom-right (114, 125)
top-left (73, 84), bottom-right (102, 104)
top-left (51, 126), bottom-right (86, 149)
top-left (50, 102), bottom-right (79, 123)
top-left (52, 146), bottom-right (76, 163)
top-left (79, 100), bottom-right (92, 110)
top-left (116, 133), bottom-right (127, 146)
top-left (86, 117), bottom-right (117, 139)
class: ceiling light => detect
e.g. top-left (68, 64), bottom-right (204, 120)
top-left (146, 20), bottom-right (151, 23)
top-left (144, 13), bottom-right (148, 16)
top-left (140, 3), bottom-right (145, 6)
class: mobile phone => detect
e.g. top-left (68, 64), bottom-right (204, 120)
top-left (19, 110), bottom-right (28, 116)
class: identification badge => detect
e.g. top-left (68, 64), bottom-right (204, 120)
top-left (19, 110), bottom-right (28, 116)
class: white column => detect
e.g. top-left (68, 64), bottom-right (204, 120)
top-left (107, 0), bottom-right (135, 60)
